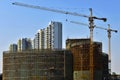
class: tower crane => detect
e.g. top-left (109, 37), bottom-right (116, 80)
top-left (107, 24), bottom-right (117, 80)
top-left (70, 20), bottom-right (118, 79)
top-left (12, 2), bottom-right (107, 80)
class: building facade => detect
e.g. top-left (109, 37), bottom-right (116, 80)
top-left (46, 21), bottom-right (62, 49)
top-left (34, 21), bottom-right (62, 50)
top-left (9, 44), bottom-right (17, 52)
top-left (0, 74), bottom-right (2, 80)
top-left (34, 32), bottom-right (39, 49)
top-left (66, 38), bottom-right (108, 80)
top-left (3, 50), bottom-right (73, 80)
top-left (102, 53), bottom-right (109, 80)
top-left (17, 38), bottom-right (32, 51)
top-left (34, 29), bottom-right (45, 49)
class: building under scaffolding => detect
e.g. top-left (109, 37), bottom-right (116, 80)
top-left (3, 49), bottom-right (73, 80)
top-left (66, 38), bottom-right (108, 80)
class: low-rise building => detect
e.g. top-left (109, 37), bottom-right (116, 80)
top-left (3, 49), bottom-right (73, 80)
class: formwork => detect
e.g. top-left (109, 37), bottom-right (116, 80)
top-left (3, 49), bottom-right (73, 80)
top-left (66, 38), bottom-right (108, 80)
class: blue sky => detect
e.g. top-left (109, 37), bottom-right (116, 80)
top-left (0, 0), bottom-right (120, 74)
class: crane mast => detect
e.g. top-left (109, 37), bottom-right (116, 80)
top-left (107, 24), bottom-right (117, 80)
top-left (108, 25), bottom-right (111, 80)
top-left (89, 8), bottom-right (94, 80)
top-left (12, 2), bottom-right (107, 80)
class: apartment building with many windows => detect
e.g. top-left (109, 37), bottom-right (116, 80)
top-left (34, 21), bottom-right (62, 50)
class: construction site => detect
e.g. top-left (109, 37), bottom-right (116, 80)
top-left (2, 1), bottom-right (118, 80)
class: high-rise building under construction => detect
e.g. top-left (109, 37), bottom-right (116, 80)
top-left (66, 38), bottom-right (108, 80)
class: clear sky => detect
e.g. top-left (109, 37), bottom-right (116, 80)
top-left (0, 0), bottom-right (120, 74)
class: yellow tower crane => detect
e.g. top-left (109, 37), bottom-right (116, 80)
top-left (12, 2), bottom-right (107, 80)
top-left (70, 21), bottom-right (118, 80)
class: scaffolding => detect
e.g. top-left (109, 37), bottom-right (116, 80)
top-left (3, 50), bottom-right (73, 80)
top-left (66, 38), bottom-right (108, 80)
